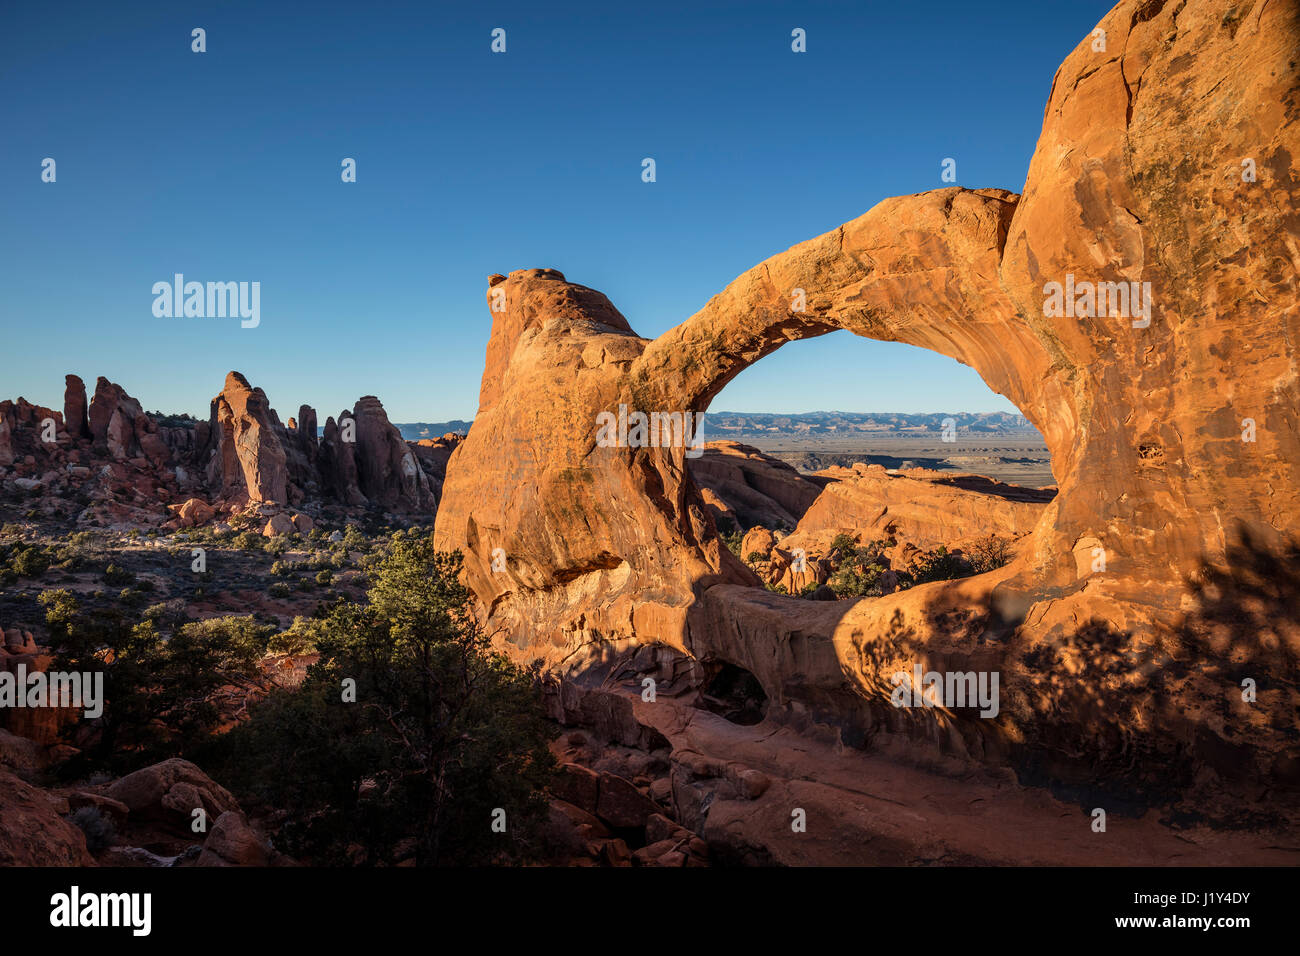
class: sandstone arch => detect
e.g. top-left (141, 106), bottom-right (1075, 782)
top-left (436, 0), bottom-right (1300, 791)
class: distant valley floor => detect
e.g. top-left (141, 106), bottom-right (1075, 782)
top-left (719, 434), bottom-right (1055, 489)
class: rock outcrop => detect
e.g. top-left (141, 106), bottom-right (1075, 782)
top-left (436, 0), bottom-right (1300, 803)
top-left (0, 769), bottom-right (93, 866)
top-left (106, 757), bottom-right (241, 826)
top-left (352, 396), bottom-right (435, 511)
top-left (781, 463), bottom-right (1051, 554)
top-left (203, 372), bottom-right (290, 507)
top-left (688, 441), bottom-right (828, 531)
top-left (63, 374), bottom-right (91, 441)
top-left (2, 368), bottom-right (460, 531)
top-left (317, 413), bottom-right (364, 507)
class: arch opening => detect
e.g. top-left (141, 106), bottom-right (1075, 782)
top-left (685, 331), bottom-right (1057, 600)
top-left (698, 660), bottom-right (768, 726)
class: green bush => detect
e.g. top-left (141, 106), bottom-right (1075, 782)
top-left (827, 539), bottom-right (893, 597)
top-left (267, 616), bottom-right (324, 656)
top-left (211, 530), bottom-right (556, 866)
top-left (721, 529), bottom-right (746, 559)
top-left (910, 545), bottom-right (970, 583)
top-left (12, 544), bottom-right (51, 578)
top-left (232, 531), bottom-right (264, 552)
top-left (42, 595), bottom-right (268, 773)
top-left (103, 563), bottom-right (134, 585)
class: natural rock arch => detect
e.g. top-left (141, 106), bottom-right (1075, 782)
top-left (436, 0), bottom-right (1300, 788)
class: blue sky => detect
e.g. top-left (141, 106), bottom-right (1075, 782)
top-left (0, 0), bottom-right (1112, 422)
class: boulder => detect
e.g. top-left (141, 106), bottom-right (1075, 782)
top-left (105, 758), bottom-right (239, 828)
top-left (595, 772), bottom-right (658, 829)
top-left (262, 512), bottom-right (295, 537)
top-left (196, 810), bottom-right (270, 866)
top-left (0, 769), bottom-right (93, 866)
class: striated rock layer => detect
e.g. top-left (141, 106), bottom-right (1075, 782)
top-left (784, 463), bottom-right (1052, 554)
top-left (436, 0), bottom-right (1300, 803)
top-left (688, 440), bottom-right (828, 531)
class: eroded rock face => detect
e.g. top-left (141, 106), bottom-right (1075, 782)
top-left (784, 464), bottom-right (1051, 554)
top-left (353, 396), bottom-right (435, 511)
top-left (88, 376), bottom-right (150, 461)
top-left (63, 374), bottom-right (91, 441)
top-left (688, 441), bottom-right (827, 531)
top-left (0, 769), bottom-right (93, 866)
top-left (203, 372), bottom-right (290, 507)
top-left (319, 413), bottom-right (365, 507)
top-left (436, 0), bottom-right (1300, 798)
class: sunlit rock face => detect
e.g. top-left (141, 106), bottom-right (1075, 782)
top-left (436, 0), bottom-right (1300, 797)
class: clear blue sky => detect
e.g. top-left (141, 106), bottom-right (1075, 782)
top-left (0, 0), bottom-right (1112, 422)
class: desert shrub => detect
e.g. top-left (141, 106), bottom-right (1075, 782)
top-left (11, 544), bottom-right (51, 577)
top-left (55, 531), bottom-right (99, 568)
top-left (42, 596), bottom-right (267, 773)
top-left (340, 525), bottom-right (366, 551)
top-left (211, 530), bottom-right (556, 866)
top-left (829, 533), bottom-right (858, 555)
top-left (967, 534), bottom-right (1014, 574)
top-left (67, 806), bottom-right (116, 852)
top-left (721, 529), bottom-right (746, 559)
top-left (268, 581), bottom-right (292, 598)
top-left (267, 616), bottom-right (325, 656)
top-left (827, 538), bottom-right (893, 598)
top-left (103, 563), bottom-right (134, 585)
top-left (315, 569), bottom-right (332, 586)
top-left (910, 545), bottom-right (972, 584)
top-left (232, 531), bottom-right (264, 552)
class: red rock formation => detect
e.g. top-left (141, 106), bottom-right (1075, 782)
top-left (436, 0), bottom-right (1300, 797)
top-left (0, 625), bottom-right (83, 746)
top-left (352, 395), bottom-right (434, 512)
top-left (319, 413), bottom-right (366, 507)
top-left (203, 371), bottom-right (290, 507)
top-left (88, 376), bottom-right (146, 460)
top-left (63, 374), bottom-right (91, 441)
top-left (785, 463), bottom-right (1050, 554)
top-left (0, 770), bottom-right (93, 865)
top-left (5, 370), bottom-right (454, 529)
top-left (688, 440), bottom-right (827, 531)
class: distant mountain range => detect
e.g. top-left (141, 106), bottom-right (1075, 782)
top-left (702, 410), bottom-right (1040, 437)
top-left (392, 421), bottom-right (475, 440)
top-left (389, 411), bottom-right (1040, 441)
